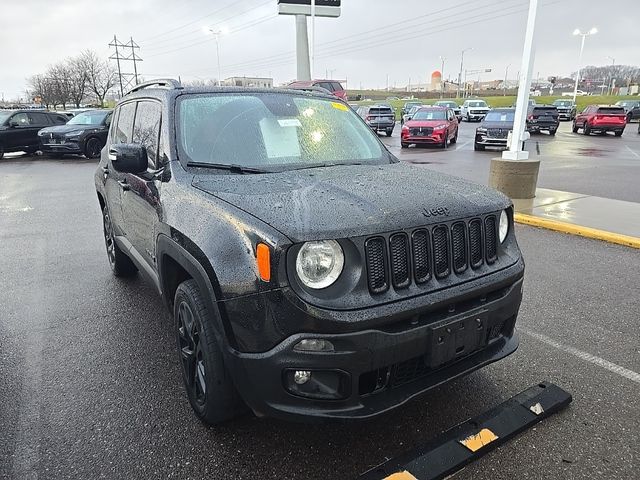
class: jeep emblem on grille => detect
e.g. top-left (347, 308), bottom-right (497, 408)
top-left (423, 207), bottom-right (450, 218)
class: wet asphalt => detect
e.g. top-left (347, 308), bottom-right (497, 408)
top-left (0, 140), bottom-right (638, 479)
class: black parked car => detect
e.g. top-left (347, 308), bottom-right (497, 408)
top-left (38, 109), bottom-right (113, 158)
top-left (551, 99), bottom-right (576, 120)
top-left (0, 109), bottom-right (68, 159)
top-left (401, 100), bottom-right (423, 117)
top-left (474, 108), bottom-right (515, 151)
top-left (526, 105), bottom-right (559, 135)
top-left (355, 104), bottom-right (396, 136)
top-left (614, 100), bottom-right (640, 123)
top-left (96, 79), bottom-right (524, 425)
top-left (434, 100), bottom-right (462, 122)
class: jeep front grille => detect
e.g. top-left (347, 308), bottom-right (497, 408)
top-left (365, 215), bottom-right (498, 294)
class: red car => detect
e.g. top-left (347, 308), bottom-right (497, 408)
top-left (287, 79), bottom-right (347, 100)
top-left (401, 107), bottom-right (458, 148)
top-left (572, 105), bottom-right (627, 136)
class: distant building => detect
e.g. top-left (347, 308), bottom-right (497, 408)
top-left (222, 76), bottom-right (273, 88)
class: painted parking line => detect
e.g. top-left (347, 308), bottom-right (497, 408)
top-left (520, 328), bottom-right (640, 385)
top-left (625, 145), bottom-right (639, 159)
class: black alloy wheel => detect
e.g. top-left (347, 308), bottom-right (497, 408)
top-left (451, 127), bottom-right (458, 144)
top-left (85, 137), bottom-right (103, 159)
top-left (102, 206), bottom-right (136, 276)
top-left (177, 300), bottom-right (207, 409)
top-left (173, 279), bottom-right (244, 425)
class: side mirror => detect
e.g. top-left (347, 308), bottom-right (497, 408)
top-left (108, 144), bottom-right (148, 174)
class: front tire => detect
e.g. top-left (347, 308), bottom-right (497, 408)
top-left (474, 142), bottom-right (485, 151)
top-left (549, 129), bottom-right (557, 136)
top-left (175, 279), bottom-right (243, 425)
top-left (385, 129), bottom-right (393, 137)
top-left (102, 205), bottom-right (137, 277)
top-left (84, 137), bottom-right (103, 159)
top-left (450, 128), bottom-right (458, 144)
top-left (584, 123), bottom-right (591, 135)
top-left (614, 130), bottom-right (623, 137)
top-left (401, 142), bottom-right (409, 149)
top-left (572, 121), bottom-right (578, 133)
top-left (441, 133), bottom-right (449, 149)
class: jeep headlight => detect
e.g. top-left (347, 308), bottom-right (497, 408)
top-left (296, 240), bottom-right (344, 289)
top-left (499, 210), bottom-right (509, 243)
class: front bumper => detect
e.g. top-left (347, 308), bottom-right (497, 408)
top-left (225, 269), bottom-right (524, 421)
top-left (557, 111), bottom-right (573, 120)
top-left (475, 133), bottom-right (507, 147)
top-left (402, 131), bottom-right (446, 144)
top-left (40, 139), bottom-right (82, 154)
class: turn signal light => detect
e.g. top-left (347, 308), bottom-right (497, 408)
top-left (256, 243), bottom-right (271, 282)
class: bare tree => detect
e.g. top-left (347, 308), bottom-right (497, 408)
top-left (572, 65), bottom-right (640, 87)
top-left (27, 74), bottom-right (55, 109)
top-left (80, 50), bottom-right (117, 107)
top-left (67, 56), bottom-right (88, 108)
top-left (47, 63), bottom-right (72, 109)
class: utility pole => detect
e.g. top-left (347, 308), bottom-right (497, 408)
top-left (457, 48), bottom-right (472, 99)
top-left (109, 35), bottom-right (142, 97)
top-left (606, 55), bottom-right (615, 95)
top-left (572, 27), bottom-right (598, 103)
top-left (439, 56), bottom-right (445, 98)
top-left (503, 64), bottom-right (510, 96)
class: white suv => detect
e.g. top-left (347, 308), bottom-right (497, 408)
top-left (461, 99), bottom-right (490, 122)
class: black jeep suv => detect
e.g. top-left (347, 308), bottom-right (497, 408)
top-left (526, 105), bottom-right (559, 135)
top-left (0, 109), bottom-right (68, 159)
top-left (95, 79), bottom-right (524, 424)
top-left (38, 109), bottom-right (113, 158)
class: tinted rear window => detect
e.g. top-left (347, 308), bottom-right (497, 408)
top-left (369, 108), bottom-right (393, 115)
top-left (597, 107), bottom-right (625, 115)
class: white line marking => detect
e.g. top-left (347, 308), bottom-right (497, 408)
top-left (456, 140), bottom-right (471, 150)
top-left (625, 145), bottom-right (640, 159)
top-left (520, 328), bottom-right (640, 385)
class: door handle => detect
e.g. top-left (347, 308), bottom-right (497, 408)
top-left (117, 180), bottom-right (130, 191)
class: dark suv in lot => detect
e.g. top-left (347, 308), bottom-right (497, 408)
top-left (38, 109), bottom-right (113, 158)
top-left (355, 104), bottom-right (396, 136)
top-left (526, 105), bottom-right (559, 135)
top-left (0, 109), bottom-right (68, 159)
top-left (96, 79), bottom-right (524, 424)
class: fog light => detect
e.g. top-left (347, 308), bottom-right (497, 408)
top-left (293, 339), bottom-right (334, 352)
top-left (293, 370), bottom-right (311, 385)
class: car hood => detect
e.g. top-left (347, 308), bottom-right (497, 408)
top-left (38, 124), bottom-right (100, 134)
top-left (405, 120), bottom-right (448, 127)
top-left (192, 162), bottom-right (509, 242)
top-left (466, 106), bottom-right (490, 110)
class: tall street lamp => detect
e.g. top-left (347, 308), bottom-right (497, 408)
top-left (606, 55), bottom-right (615, 95)
top-left (571, 27), bottom-right (597, 103)
top-left (457, 47), bottom-right (472, 99)
top-left (203, 26), bottom-right (229, 86)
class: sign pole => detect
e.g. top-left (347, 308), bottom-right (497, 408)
top-left (310, 0), bottom-right (315, 78)
top-left (295, 15), bottom-right (311, 81)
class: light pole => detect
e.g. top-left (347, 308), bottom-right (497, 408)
top-left (503, 64), bottom-right (511, 96)
top-left (457, 47), bottom-right (472, 99)
top-left (439, 55), bottom-right (446, 98)
top-left (571, 27), bottom-right (598, 103)
top-left (606, 55), bottom-right (615, 95)
top-left (204, 26), bottom-right (229, 86)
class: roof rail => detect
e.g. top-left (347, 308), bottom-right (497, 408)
top-left (286, 85), bottom-right (332, 95)
top-left (125, 79), bottom-right (182, 96)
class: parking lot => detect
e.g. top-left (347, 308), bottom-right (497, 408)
top-left (382, 119), bottom-right (640, 203)
top-left (1, 126), bottom-right (638, 478)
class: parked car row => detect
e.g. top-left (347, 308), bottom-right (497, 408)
top-left (0, 108), bottom-right (112, 159)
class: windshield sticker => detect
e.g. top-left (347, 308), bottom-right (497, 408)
top-left (277, 118), bottom-right (302, 128)
top-left (331, 102), bottom-right (348, 111)
top-left (259, 118), bottom-right (301, 159)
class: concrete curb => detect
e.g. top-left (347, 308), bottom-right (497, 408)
top-left (514, 213), bottom-right (640, 249)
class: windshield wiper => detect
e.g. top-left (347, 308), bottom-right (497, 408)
top-left (186, 162), bottom-right (268, 174)
top-left (291, 162), bottom-right (363, 172)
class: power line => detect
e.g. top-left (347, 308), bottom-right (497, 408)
top-left (109, 35), bottom-right (142, 96)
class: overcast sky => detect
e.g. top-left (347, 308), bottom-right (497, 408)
top-left (1, 0), bottom-right (638, 99)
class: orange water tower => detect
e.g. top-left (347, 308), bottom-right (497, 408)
top-left (430, 70), bottom-right (442, 91)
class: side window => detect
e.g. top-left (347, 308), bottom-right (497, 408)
top-left (28, 112), bottom-right (50, 126)
top-left (114, 102), bottom-right (136, 144)
top-left (317, 82), bottom-right (334, 92)
top-left (10, 113), bottom-right (30, 126)
top-left (132, 101), bottom-right (162, 169)
top-left (104, 112), bottom-right (113, 127)
top-left (331, 82), bottom-right (343, 91)
top-left (53, 114), bottom-right (68, 124)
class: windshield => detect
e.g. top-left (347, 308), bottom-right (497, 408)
top-left (68, 110), bottom-right (109, 125)
top-left (615, 101), bottom-right (632, 107)
top-left (484, 111), bottom-right (515, 122)
top-left (598, 107), bottom-right (624, 115)
top-left (177, 94), bottom-right (386, 170)
top-left (0, 111), bottom-right (12, 124)
top-left (553, 100), bottom-right (572, 106)
top-left (468, 101), bottom-right (487, 107)
top-left (436, 102), bottom-right (456, 108)
top-left (412, 109), bottom-right (446, 120)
